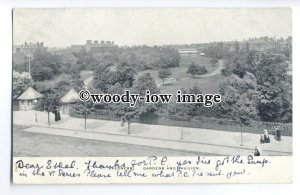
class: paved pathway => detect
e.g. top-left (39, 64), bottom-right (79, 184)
top-left (84, 76), bottom-right (94, 89)
top-left (13, 111), bottom-right (292, 156)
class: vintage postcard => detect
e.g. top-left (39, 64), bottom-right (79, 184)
top-left (12, 8), bottom-right (292, 184)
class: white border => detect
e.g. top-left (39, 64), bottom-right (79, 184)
top-left (1, 0), bottom-right (300, 194)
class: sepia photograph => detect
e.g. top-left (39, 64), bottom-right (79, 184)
top-left (12, 8), bottom-right (292, 159)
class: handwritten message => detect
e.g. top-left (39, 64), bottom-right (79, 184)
top-left (13, 156), bottom-right (292, 184)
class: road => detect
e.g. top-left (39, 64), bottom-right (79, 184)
top-left (13, 111), bottom-right (293, 156)
top-left (13, 125), bottom-right (199, 157)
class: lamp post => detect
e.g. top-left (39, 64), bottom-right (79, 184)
top-left (240, 126), bottom-right (243, 146)
top-left (84, 84), bottom-right (88, 130)
top-left (33, 99), bottom-right (38, 122)
top-left (26, 52), bottom-right (32, 77)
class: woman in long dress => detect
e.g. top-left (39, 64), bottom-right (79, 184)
top-left (254, 146), bottom-right (261, 156)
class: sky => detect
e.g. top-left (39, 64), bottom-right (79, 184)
top-left (13, 8), bottom-right (292, 47)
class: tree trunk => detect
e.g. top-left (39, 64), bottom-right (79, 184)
top-left (240, 125), bottom-right (243, 146)
top-left (163, 78), bottom-right (164, 86)
top-left (128, 120), bottom-right (131, 135)
top-left (84, 113), bottom-right (87, 130)
top-left (47, 112), bottom-right (50, 126)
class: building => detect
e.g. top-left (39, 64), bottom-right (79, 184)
top-left (13, 42), bottom-right (46, 55)
top-left (60, 88), bottom-right (79, 115)
top-left (17, 87), bottom-right (43, 111)
top-left (84, 40), bottom-right (115, 52)
top-left (177, 48), bottom-right (198, 57)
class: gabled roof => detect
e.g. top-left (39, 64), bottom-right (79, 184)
top-left (60, 88), bottom-right (78, 103)
top-left (17, 87), bottom-right (43, 100)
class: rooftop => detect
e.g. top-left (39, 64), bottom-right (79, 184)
top-left (60, 88), bottom-right (79, 103)
top-left (17, 87), bottom-right (43, 100)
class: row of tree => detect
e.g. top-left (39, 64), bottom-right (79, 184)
top-left (220, 51), bottom-right (292, 123)
top-left (13, 45), bottom-right (181, 82)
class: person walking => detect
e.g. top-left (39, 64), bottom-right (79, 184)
top-left (254, 146), bottom-right (261, 156)
top-left (275, 126), bottom-right (281, 141)
top-left (260, 133), bottom-right (265, 144)
top-left (263, 129), bottom-right (270, 143)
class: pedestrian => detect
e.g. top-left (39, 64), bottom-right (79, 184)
top-left (275, 126), bottom-right (281, 141)
top-left (263, 129), bottom-right (270, 143)
top-left (120, 117), bottom-right (125, 127)
top-left (254, 146), bottom-right (261, 156)
top-left (53, 109), bottom-right (61, 122)
top-left (56, 109), bottom-right (61, 121)
top-left (260, 133), bottom-right (265, 144)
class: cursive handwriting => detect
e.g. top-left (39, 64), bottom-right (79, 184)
top-left (14, 155), bottom-right (273, 182)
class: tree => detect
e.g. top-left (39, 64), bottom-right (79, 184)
top-left (92, 50), bottom-right (118, 67)
top-left (13, 53), bottom-right (27, 73)
top-left (114, 63), bottom-right (136, 88)
top-left (106, 83), bottom-right (138, 134)
top-left (31, 65), bottom-right (54, 81)
top-left (71, 100), bottom-right (94, 130)
top-left (187, 62), bottom-right (208, 78)
top-left (122, 106), bottom-right (139, 134)
top-left (168, 84), bottom-right (203, 118)
top-left (60, 51), bottom-right (78, 75)
top-left (232, 58), bottom-right (247, 78)
top-left (107, 73), bottom-right (160, 133)
top-left (219, 51), bottom-right (292, 123)
top-left (53, 78), bottom-right (83, 99)
top-left (245, 41), bottom-right (250, 52)
top-left (36, 89), bottom-right (60, 126)
top-left (93, 66), bottom-right (115, 92)
top-left (234, 40), bottom-right (240, 54)
top-left (210, 56), bottom-right (218, 67)
top-left (197, 66), bottom-right (208, 76)
top-left (12, 70), bottom-right (34, 100)
top-left (31, 49), bottom-right (61, 81)
top-left (93, 62), bottom-right (136, 93)
top-left (133, 73), bottom-right (160, 124)
top-left (233, 95), bottom-right (258, 146)
top-left (254, 54), bottom-right (291, 122)
top-left (158, 68), bottom-right (172, 85)
top-left (219, 74), bottom-right (259, 145)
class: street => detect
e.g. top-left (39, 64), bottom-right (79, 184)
top-left (13, 125), bottom-right (198, 157)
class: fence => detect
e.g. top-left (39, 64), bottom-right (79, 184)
top-left (152, 114), bottom-right (292, 136)
top-left (70, 110), bottom-right (292, 136)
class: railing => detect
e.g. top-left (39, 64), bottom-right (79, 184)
top-left (70, 110), bottom-right (292, 136)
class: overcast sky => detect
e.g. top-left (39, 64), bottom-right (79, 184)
top-left (13, 8), bottom-right (292, 47)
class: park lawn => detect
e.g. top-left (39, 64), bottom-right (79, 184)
top-left (138, 56), bottom-right (218, 82)
top-left (160, 74), bottom-right (226, 95)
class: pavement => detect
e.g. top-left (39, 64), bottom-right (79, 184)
top-left (13, 111), bottom-right (292, 156)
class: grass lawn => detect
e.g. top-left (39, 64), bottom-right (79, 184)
top-left (138, 56), bottom-right (218, 82)
top-left (136, 56), bottom-right (226, 95)
top-left (160, 74), bottom-right (225, 95)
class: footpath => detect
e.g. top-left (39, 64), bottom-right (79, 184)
top-left (13, 111), bottom-right (292, 156)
